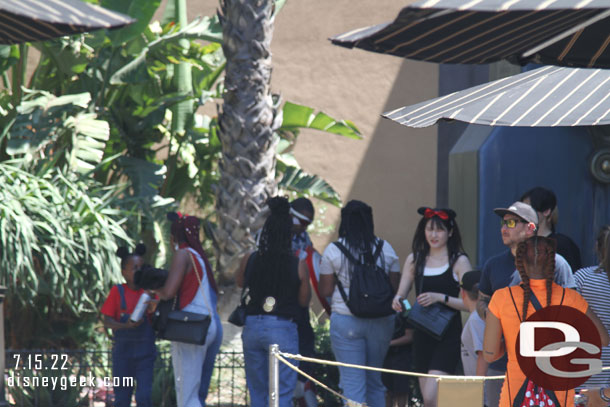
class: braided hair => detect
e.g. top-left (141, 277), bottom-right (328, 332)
top-left (249, 197), bottom-right (295, 301)
top-left (515, 236), bottom-right (556, 319)
top-left (338, 200), bottom-right (378, 274)
top-left (116, 243), bottom-right (146, 270)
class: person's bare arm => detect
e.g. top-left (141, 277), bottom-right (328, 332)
top-left (475, 351), bottom-right (489, 377)
top-left (586, 307), bottom-right (610, 347)
top-left (235, 252), bottom-right (252, 288)
top-left (476, 291), bottom-right (491, 320)
top-left (155, 249), bottom-right (189, 300)
top-left (319, 274), bottom-right (335, 299)
top-left (483, 311), bottom-right (505, 362)
top-left (297, 260), bottom-right (311, 307)
top-left (392, 254), bottom-right (415, 311)
top-left (390, 329), bottom-right (414, 347)
top-left (389, 271), bottom-right (401, 294)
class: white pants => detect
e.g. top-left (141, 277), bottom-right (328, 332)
top-left (171, 287), bottom-right (218, 407)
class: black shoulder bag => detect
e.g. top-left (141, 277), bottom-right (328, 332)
top-left (333, 239), bottom-right (394, 318)
top-left (405, 256), bottom-right (458, 341)
top-left (152, 252), bottom-right (212, 345)
top-left (228, 253), bottom-right (256, 327)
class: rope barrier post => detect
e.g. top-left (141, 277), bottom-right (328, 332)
top-left (269, 344), bottom-right (280, 407)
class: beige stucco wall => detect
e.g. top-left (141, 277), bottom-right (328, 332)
top-left (179, 0), bottom-right (439, 265)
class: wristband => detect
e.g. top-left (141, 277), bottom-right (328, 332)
top-left (600, 388), bottom-right (610, 402)
top-left (444, 295), bottom-right (449, 303)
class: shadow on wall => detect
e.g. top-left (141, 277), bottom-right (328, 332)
top-left (346, 59), bottom-right (439, 261)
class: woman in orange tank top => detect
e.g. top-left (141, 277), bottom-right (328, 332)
top-left (484, 236), bottom-right (608, 407)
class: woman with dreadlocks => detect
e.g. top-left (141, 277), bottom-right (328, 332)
top-left (484, 236), bottom-right (608, 407)
top-left (392, 207), bottom-right (471, 407)
top-left (318, 200), bottom-right (401, 407)
top-left (236, 197), bottom-right (311, 407)
top-left (155, 213), bottom-right (222, 407)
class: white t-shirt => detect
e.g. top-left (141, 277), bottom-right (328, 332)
top-left (319, 238), bottom-right (400, 316)
top-left (461, 311), bottom-right (485, 376)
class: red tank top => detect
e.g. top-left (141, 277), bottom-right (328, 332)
top-left (178, 247), bottom-right (205, 310)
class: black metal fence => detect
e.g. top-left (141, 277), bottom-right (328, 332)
top-left (5, 349), bottom-right (248, 407)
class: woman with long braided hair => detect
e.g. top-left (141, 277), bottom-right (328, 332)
top-left (318, 200), bottom-right (401, 407)
top-left (484, 236), bottom-right (608, 407)
top-left (155, 213), bottom-right (222, 407)
top-left (236, 196), bottom-right (310, 407)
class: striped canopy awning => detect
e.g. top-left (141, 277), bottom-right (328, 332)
top-left (0, 0), bottom-right (134, 44)
top-left (383, 66), bottom-right (610, 127)
top-left (331, 0), bottom-right (610, 68)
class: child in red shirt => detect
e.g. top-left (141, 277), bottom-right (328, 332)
top-left (101, 244), bottom-right (156, 407)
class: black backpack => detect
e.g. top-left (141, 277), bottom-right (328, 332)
top-left (333, 240), bottom-right (394, 318)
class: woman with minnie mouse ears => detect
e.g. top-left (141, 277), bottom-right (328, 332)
top-left (392, 207), bottom-right (472, 407)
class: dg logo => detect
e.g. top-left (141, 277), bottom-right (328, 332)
top-left (516, 305), bottom-right (602, 391)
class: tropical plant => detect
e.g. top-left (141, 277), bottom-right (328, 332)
top-left (0, 0), bottom-right (361, 349)
top-left (215, 0), bottom-right (362, 280)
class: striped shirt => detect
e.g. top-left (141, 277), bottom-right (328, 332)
top-left (574, 266), bottom-right (610, 388)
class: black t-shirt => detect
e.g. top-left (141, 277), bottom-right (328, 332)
top-left (549, 232), bottom-right (581, 272)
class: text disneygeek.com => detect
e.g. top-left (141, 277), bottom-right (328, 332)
top-left (7, 373), bottom-right (134, 390)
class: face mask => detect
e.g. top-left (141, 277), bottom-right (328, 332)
top-left (174, 243), bottom-right (179, 251)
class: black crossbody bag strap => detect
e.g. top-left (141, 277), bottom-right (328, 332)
top-left (332, 240), bottom-right (384, 305)
top-left (240, 252), bottom-right (257, 305)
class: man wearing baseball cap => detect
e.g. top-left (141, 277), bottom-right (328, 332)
top-left (475, 201), bottom-right (576, 407)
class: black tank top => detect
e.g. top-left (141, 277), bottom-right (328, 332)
top-left (245, 252), bottom-right (301, 320)
top-left (416, 254), bottom-right (462, 298)
top-left (420, 265), bottom-right (460, 298)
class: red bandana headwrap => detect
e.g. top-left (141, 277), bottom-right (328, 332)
top-left (170, 213), bottom-right (218, 294)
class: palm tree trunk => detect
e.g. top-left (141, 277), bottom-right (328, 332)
top-left (216, 0), bottom-right (280, 282)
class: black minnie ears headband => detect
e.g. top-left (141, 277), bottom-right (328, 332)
top-left (116, 243), bottom-right (146, 259)
top-left (417, 207), bottom-right (457, 221)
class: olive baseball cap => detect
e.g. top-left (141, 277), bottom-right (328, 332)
top-left (494, 201), bottom-right (538, 225)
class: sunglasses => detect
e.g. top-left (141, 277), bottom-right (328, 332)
top-left (500, 219), bottom-right (527, 229)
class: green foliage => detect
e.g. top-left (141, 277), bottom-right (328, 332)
top-left (0, 0), bottom-right (362, 350)
top-left (311, 313), bottom-right (342, 407)
top-left (0, 163), bottom-right (129, 348)
top-left (7, 368), bottom-right (88, 407)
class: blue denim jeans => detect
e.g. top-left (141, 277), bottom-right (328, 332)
top-left (199, 290), bottom-right (223, 406)
top-left (330, 313), bottom-right (394, 407)
top-left (242, 315), bottom-right (299, 407)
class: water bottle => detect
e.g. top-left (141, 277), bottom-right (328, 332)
top-left (130, 292), bottom-right (151, 322)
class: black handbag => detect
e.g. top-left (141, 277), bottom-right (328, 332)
top-left (406, 257), bottom-right (457, 341)
top-left (153, 252), bottom-right (212, 345)
top-left (228, 253), bottom-right (256, 327)
top-left (228, 288), bottom-right (247, 327)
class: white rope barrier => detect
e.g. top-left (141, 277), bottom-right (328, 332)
top-left (269, 347), bottom-right (610, 407)
top-left (278, 351), bottom-right (505, 381)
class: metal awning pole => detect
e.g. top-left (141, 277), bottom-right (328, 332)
top-left (269, 344), bottom-right (279, 407)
